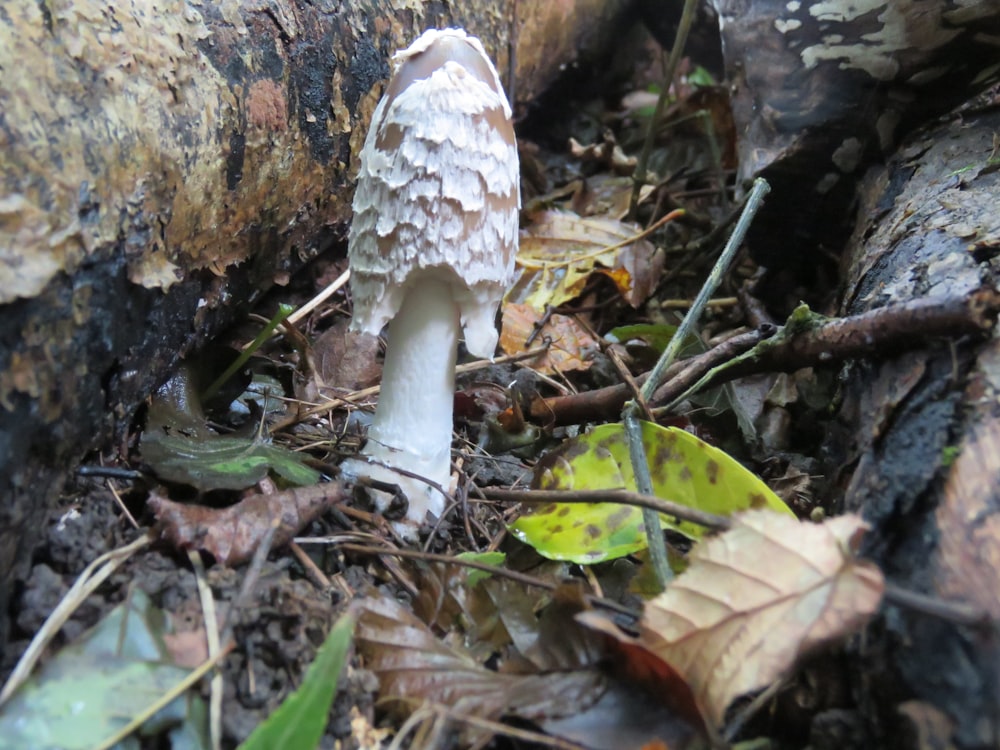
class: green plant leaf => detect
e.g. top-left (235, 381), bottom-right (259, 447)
top-left (455, 551), bottom-right (507, 588)
top-left (606, 324), bottom-right (678, 354)
top-left (239, 609), bottom-right (356, 750)
top-left (0, 590), bottom-right (208, 750)
top-left (141, 432), bottom-right (320, 491)
top-left (142, 364), bottom-right (319, 492)
top-left (509, 422), bottom-right (793, 563)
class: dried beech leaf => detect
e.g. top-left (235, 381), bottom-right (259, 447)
top-left (311, 320), bottom-right (382, 392)
top-left (639, 511), bottom-right (885, 729)
top-left (499, 302), bottom-right (599, 374)
top-left (409, 555), bottom-right (525, 663)
top-left (149, 482), bottom-right (346, 566)
top-left (507, 210), bottom-right (663, 311)
top-left (936, 417), bottom-right (1000, 619)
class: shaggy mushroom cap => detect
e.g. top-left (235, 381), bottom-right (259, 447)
top-left (348, 27), bottom-right (519, 358)
top-left (343, 28), bottom-right (519, 537)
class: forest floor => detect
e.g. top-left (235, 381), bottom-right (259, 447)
top-left (5, 22), bottom-right (986, 750)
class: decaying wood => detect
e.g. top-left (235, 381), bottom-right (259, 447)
top-left (829, 106), bottom-right (1000, 747)
top-left (0, 0), bottom-right (633, 647)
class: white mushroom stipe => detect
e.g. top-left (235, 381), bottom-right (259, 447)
top-left (341, 28), bottom-right (519, 538)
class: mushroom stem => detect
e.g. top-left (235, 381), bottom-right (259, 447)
top-left (352, 277), bottom-right (459, 529)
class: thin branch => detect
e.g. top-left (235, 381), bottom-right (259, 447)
top-left (640, 178), bottom-right (771, 403)
top-left (628, 0), bottom-right (700, 218)
top-left (531, 328), bottom-right (767, 425)
top-left (272, 344), bottom-right (551, 431)
top-left (655, 287), bottom-right (1000, 414)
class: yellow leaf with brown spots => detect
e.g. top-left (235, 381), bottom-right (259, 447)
top-left (509, 422), bottom-right (793, 563)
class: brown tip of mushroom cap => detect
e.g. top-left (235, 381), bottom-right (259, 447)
top-left (348, 29), bottom-right (520, 359)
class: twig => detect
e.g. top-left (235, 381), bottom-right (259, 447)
top-left (76, 465), bottom-right (147, 481)
top-left (107, 480), bottom-right (140, 529)
top-left (624, 178), bottom-right (770, 592)
top-left (515, 209), bottom-right (684, 271)
top-left (96, 641), bottom-right (235, 750)
top-left (661, 296), bottom-right (738, 310)
top-left (737, 281), bottom-right (778, 328)
top-left (641, 178), bottom-right (770, 403)
top-left (272, 344), bottom-right (550, 431)
top-left (286, 268), bottom-right (350, 326)
top-left (431, 703), bottom-right (591, 750)
top-left (524, 304), bottom-right (555, 347)
top-left (883, 582), bottom-right (987, 627)
top-left (289, 541), bottom-right (333, 590)
top-left (188, 550), bottom-right (223, 750)
top-left (622, 407), bottom-right (671, 589)
top-left (530, 328), bottom-right (767, 426)
top-left (655, 288), bottom-right (1000, 414)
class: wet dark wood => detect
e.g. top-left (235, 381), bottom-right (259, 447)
top-left (828, 105), bottom-right (1000, 748)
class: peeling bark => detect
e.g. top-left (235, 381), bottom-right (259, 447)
top-left (711, 0), bottom-right (1000, 271)
top-left (830, 107), bottom-right (1000, 747)
top-left (0, 0), bottom-right (633, 648)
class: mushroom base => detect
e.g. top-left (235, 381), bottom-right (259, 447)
top-left (342, 278), bottom-right (460, 537)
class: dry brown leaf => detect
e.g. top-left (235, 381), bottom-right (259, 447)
top-left (499, 302), bottom-right (599, 375)
top-left (313, 319), bottom-right (383, 391)
top-left (354, 592), bottom-right (605, 723)
top-left (149, 481), bottom-right (346, 566)
top-left (507, 210), bottom-right (664, 311)
top-left (638, 510), bottom-right (884, 730)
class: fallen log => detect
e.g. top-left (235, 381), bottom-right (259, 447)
top-left (829, 105), bottom-right (1000, 747)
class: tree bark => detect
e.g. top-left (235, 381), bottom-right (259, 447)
top-left (0, 0), bottom-right (634, 649)
top-left (829, 106), bottom-right (1000, 747)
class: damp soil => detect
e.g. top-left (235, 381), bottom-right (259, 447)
top-left (3, 474), bottom-right (382, 748)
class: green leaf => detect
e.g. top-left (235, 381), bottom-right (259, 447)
top-left (606, 324), bottom-right (678, 354)
top-left (0, 590), bottom-right (208, 750)
top-left (455, 551), bottom-right (506, 588)
top-left (239, 609), bottom-right (356, 750)
top-left (509, 422), bottom-right (793, 564)
top-left (141, 432), bottom-right (320, 491)
top-left (687, 65), bottom-right (717, 88)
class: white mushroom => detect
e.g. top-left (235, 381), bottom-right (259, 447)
top-left (342, 28), bottom-right (519, 537)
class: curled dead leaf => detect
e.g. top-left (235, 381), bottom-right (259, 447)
top-left (507, 210), bottom-right (665, 311)
top-left (149, 482), bottom-right (346, 566)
